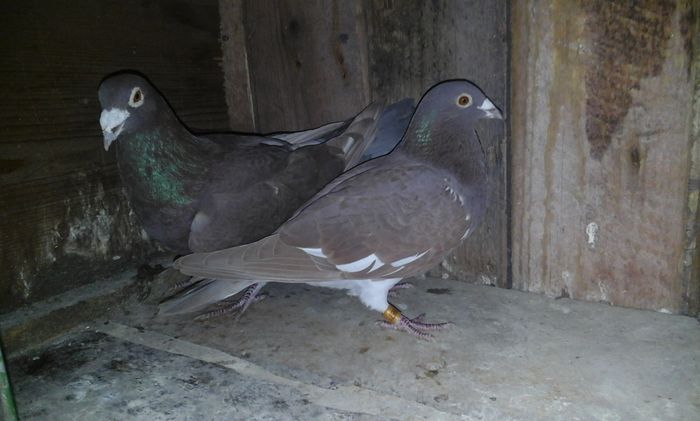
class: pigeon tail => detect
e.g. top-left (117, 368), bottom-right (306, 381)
top-left (325, 101), bottom-right (385, 170)
top-left (158, 278), bottom-right (255, 315)
top-left (269, 121), bottom-right (349, 149)
top-left (361, 98), bottom-right (415, 160)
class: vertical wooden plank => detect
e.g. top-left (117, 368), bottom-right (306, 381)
top-left (0, 0), bottom-right (228, 312)
top-left (365, 0), bottom-right (510, 287)
top-left (681, 1), bottom-right (700, 316)
top-left (240, 0), bottom-right (370, 132)
top-left (220, 0), bottom-right (256, 131)
top-left (511, 0), bottom-right (696, 313)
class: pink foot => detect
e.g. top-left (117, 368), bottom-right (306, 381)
top-left (195, 283), bottom-right (267, 321)
top-left (377, 312), bottom-right (453, 341)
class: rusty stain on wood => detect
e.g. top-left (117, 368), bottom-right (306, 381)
top-left (511, 0), bottom-right (698, 314)
top-left (583, 0), bottom-right (676, 159)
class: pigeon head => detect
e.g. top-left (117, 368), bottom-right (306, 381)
top-left (398, 80), bottom-right (502, 159)
top-left (413, 79), bottom-right (502, 126)
top-left (98, 72), bottom-right (171, 151)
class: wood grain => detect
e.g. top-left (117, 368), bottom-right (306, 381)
top-left (220, 0), bottom-right (256, 131)
top-left (511, 1), bottom-right (698, 314)
top-left (0, 0), bottom-right (229, 311)
top-left (240, 0), bottom-right (371, 132)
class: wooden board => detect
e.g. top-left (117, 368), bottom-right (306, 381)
top-left (511, 1), bottom-right (698, 314)
top-left (220, 0), bottom-right (256, 132)
top-left (364, 0), bottom-right (510, 287)
top-left (0, 0), bottom-right (229, 312)
top-left (240, 0), bottom-right (371, 132)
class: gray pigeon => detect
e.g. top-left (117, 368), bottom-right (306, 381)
top-left (168, 80), bottom-right (503, 339)
top-left (98, 72), bottom-right (413, 256)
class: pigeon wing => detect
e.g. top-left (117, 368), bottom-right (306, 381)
top-left (176, 155), bottom-right (479, 282)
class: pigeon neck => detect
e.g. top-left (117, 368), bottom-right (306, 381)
top-left (398, 112), bottom-right (487, 186)
top-left (117, 122), bottom-right (208, 207)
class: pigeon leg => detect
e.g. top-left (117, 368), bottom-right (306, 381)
top-left (376, 304), bottom-right (452, 341)
top-left (388, 281), bottom-right (413, 297)
top-left (195, 283), bottom-right (267, 321)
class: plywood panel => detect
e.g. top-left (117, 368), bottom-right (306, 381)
top-left (511, 0), bottom-right (698, 313)
top-left (240, 0), bottom-right (370, 132)
top-left (0, 0), bottom-right (228, 312)
top-left (365, 0), bottom-right (510, 286)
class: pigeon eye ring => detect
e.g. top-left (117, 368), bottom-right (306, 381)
top-left (129, 87), bottom-right (145, 108)
top-left (456, 94), bottom-right (472, 108)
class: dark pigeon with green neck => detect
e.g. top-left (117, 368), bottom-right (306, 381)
top-left (98, 72), bottom-right (404, 255)
top-left (168, 80), bottom-right (503, 340)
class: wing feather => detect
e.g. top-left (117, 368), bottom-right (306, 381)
top-left (176, 153), bottom-right (478, 283)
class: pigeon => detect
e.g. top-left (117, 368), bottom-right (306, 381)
top-left (167, 80), bottom-right (503, 339)
top-left (98, 72), bottom-right (412, 256)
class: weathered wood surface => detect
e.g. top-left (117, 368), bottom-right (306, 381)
top-left (221, 0), bottom-right (510, 286)
top-left (684, 13), bottom-right (700, 316)
top-left (239, 0), bottom-right (370, 132)
top-left (511, 0), bottom-right (699, 314)
top-left (0, 0), bottom-right (229, 312)
top-left (220, 0), bottom-right (256, 132)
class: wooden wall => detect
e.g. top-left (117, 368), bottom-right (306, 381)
top-left (7, 0), bottom-right (693, 317)
top-left (220, 0), bottom-right (510, 286)
top-left (511, 0), bottom-right (700, 315)
top-left (0, 0), bottom-right (229, 312)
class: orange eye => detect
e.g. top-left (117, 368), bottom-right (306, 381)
top-left (457, 94), bottom-right (471, 107)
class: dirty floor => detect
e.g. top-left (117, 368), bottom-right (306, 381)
top-left (8, 271), bottom-right (700, 420)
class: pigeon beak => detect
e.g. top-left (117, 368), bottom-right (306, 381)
top-left (477, 98), bottom-right (503, 120)
top-left (100, 108), bottom-right (130, 150)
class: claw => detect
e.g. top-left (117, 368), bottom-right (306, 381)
top-left (169, 276), bottom-right (205, 294)
top-left (195, 283), bottom-right (266, 321)
top-left (377, 304), bottom-right (452, 341)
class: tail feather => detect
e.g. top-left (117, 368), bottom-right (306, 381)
top-left (158, 278), bottom-right (254, 315)
top-left (270, 99), bottom-right (411, 168)
top-left (361, 98), bottom-right (415, 161)
top-left (325, 102), bottom-right (384, 170)
top-left (269, 120), bottom-right (349, 149)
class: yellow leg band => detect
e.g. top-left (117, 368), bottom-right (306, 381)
top-left (383, 304), bottom-right (402, 325)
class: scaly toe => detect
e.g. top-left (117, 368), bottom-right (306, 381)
top-left (377, 314), bottom-right (451, 341)
top-left (195, 284), bottom-right (267, 321)
top-left (388, 281), bottom-right (414, 297)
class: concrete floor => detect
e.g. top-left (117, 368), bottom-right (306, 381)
top-left (8, 270), bottom-right (700, 420)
